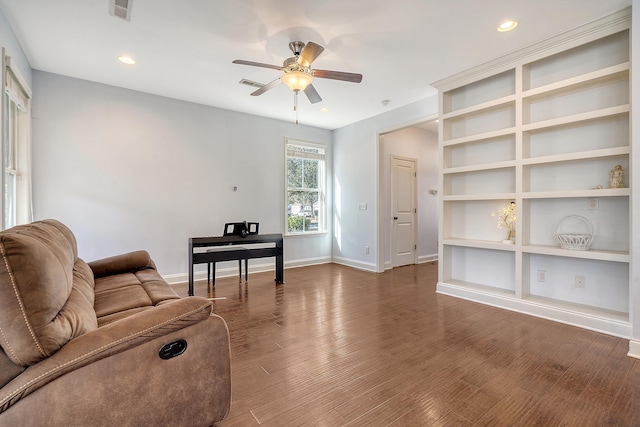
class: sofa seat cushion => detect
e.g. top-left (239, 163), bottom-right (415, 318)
top-left (94, 269), bottom-right (179, 325)
top-left (0, 220), bottom-right (97, 367)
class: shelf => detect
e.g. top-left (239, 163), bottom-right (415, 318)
top-left (435, 16), bottom-right (631, 340)
top-left (443, 68), bottom-right (515, 114)
top-left (439, 281), bottom-right (629, 323)
top-left (437, 281), bottom-right (631, 338)
top-left (442, 94), bottom-right (516, 120)
top-left (444, 134), bottom-right (516, 169)
top-left (443, 238), bottom-right (517, 251)
top-left (522, 188), bottom-right (629, 199)
top-left (523, 104), bottom-right (629, 133)
top-left (522, 244), bottom-right (629, 263)
top-left (442, 128), bottom-right (517, 147)
top-left (522, 62), bottom-right (629, 100)
top-left (522, 146), bottom-right (630, 166)
top-left (443, 193), bottom-right (516, 201)
top-left (443, 160), bottom-right (516, 175)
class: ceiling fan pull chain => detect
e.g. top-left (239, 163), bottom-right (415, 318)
top-left (294, 91), bottom-right (299, 124)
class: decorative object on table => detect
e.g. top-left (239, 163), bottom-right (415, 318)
top-left (608, 164), bottom-right (625, 188)
top-left (491, 201), bottom-right (516, 244)
top-left (223, 221), bottom-right (259, 238)
top-left (592, 184), bottom-right (603, 190)
top-left (555, 215), bottom-right (594, 250)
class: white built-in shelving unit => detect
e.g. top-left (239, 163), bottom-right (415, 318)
top-left (434, 9), bottom-right (633, 338)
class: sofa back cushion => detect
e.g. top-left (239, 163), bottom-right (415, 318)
top-left (0, 220), bottom-right (97, 367)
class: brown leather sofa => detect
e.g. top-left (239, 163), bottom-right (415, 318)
top-left (0, 219), bottom-right (231, 426)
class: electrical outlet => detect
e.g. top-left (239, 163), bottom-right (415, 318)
top-left (575, 275), bottom-right (585, 289)
top-left (364, 246), bottom-right (369, 254)
top-left (588, 198), bottom-right (599, 210)
top-left (537, 270), bottom-right (546, 282)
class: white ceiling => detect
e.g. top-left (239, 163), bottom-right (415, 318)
top-left (0, 0), bottom-right (631, 130)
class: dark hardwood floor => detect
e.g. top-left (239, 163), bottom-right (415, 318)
top-left (175, 262), bottom-right (640, 426)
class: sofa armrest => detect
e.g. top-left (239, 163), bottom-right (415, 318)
top-left (0, 296), bottom-right (226, 414)
top-left (88, 250), bottom-right (157, 278)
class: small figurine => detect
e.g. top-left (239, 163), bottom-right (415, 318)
top-left (608, 165), bottom-right (625, 189)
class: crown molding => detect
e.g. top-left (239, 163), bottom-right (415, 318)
top-left (432, 7), bottom-right (631, 91)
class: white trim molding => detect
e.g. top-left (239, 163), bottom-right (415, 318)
top-left (432, 7), bottom-right (631, 92)
top-left (629, 340), bottom-right (640, 359)
top-left (437, 282), bottom-right (632, 339)
top-left (418, 254), bottom-right (438, 264)
top-left (332, 256), bottom-right (377, 272)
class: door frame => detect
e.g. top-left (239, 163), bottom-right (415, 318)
top-left (376, 113), bottom-right (438, 272)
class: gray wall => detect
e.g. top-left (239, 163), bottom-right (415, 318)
top-left (31, 71), bottom-right (333, 280)
top-left (332, 98), bottom-right (439, 271)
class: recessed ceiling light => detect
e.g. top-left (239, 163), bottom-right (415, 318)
top-left (118, 55), bottom-right (136, 65)
top-left (319, 107), bottom-right (329, 113)
top-left (497, 20), bottom-right (518, 32)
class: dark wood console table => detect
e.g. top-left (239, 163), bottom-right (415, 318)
top-left (188, 233), bottom-right (284, 296)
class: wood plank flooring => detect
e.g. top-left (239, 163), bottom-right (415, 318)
top-left (174, 262), bottom-right (640, 426)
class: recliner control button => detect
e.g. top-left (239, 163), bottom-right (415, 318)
top-left (159, 339), bottom-right (187, 359)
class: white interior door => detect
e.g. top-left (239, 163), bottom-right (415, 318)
top-left (391, 157), bottom-right (416, 267)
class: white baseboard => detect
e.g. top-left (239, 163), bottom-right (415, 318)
top-left (418, 254), bottom-right (438, 263)
top-left (628, 340), bottom-right (640, 359)
top-left (384, 254), bottom-right (438, 270)
top-left (164, 254), bottom-right (430, 284)
top-left (284, 256), bottom-right (333, 269)
top-left (331, 256), bottom-right (377, 272)
top-left (163, 256), bottom-right (333, 285)
top-left (437, 281), bottom-right (632, 339)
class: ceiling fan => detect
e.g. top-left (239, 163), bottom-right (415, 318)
top-left (232, 41), bottom-right (363, 105)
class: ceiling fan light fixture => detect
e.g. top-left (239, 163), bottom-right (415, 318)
top-left (281, 71), bottom-right (313, 91)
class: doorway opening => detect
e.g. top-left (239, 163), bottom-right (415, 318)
top-left (378, 117), bottom-right (439, 271)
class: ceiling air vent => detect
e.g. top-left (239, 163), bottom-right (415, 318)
top-left (239, 79), bottom-right (265, 89)
top-left (110, 0), bottom-right (132, 21)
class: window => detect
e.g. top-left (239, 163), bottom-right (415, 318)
top-left (2, 53), bottom-right (32, 229)
top-left (285, 139), bottom-right (326, 234)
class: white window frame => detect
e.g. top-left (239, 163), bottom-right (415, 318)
top-left (285, 138), bottom-right (326, 236)
top-left (2, 50), bottom-right (32, 230)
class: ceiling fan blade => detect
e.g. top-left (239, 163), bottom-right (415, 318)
top-left (314, 69), bottom-right (363, 83)
top-left (233, 59), bottom-right (282, 71)
top-left (304, 84), bottom-right (322, 104)
top-left (298, 42), bottom-right (324, 67)
top-left (250, 78), bottom-right (282, 96)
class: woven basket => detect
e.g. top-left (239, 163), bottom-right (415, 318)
top-left (555, 215), bottom-right (594, 250)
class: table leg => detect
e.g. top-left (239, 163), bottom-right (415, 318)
top-left (211, 262), bottom-right (216, 287)
top-left (189, 254), bottom-right (194, 296)
top-left (275, 238), bottom-right (284, 284)
top-left (245, 259), bottom-right (249, 281)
